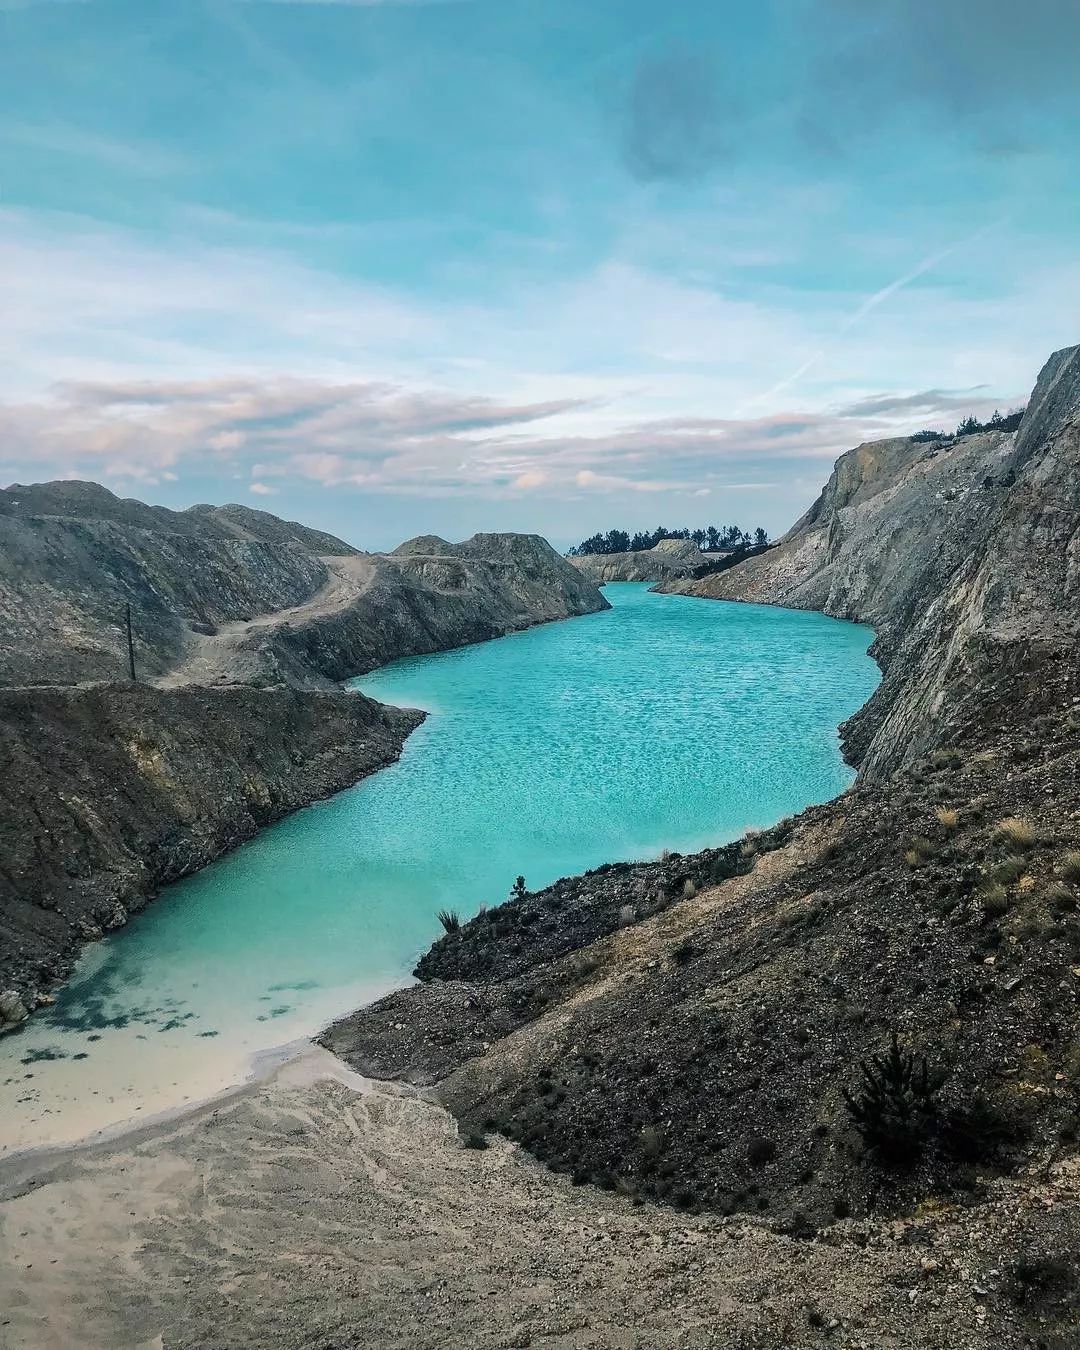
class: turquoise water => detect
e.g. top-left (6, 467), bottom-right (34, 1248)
top-left (0, 585), bottom-right (878, 1151)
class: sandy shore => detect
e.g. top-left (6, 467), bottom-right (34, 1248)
top-left (2, 1043), bottom-right (1077, 1349)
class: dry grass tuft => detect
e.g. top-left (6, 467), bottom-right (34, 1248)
top-left (995, 817), bottom-right (1037, 851)
top-left (1061, 851), bottom-right (1080, 887)
top-left (935, 807), bottom-right (960, 832)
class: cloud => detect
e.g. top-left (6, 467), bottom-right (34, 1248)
top-left (623, 50), bottom-right (731, 182)
top-left (0, 123), bottom-right (188, 177)
top-left (229, 0), bottom-right (472, 6)
top-left (0, 375), bottom-right (596, 493)
top-left (0, 364), bottom-right (1032, 503)
top-left (838, 388), bottom-right (990, 419)
top-left (809, 0), bottom-right (1080, 159)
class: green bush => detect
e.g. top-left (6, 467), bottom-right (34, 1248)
top-left (843, 1032), bottom-right (939, 1164)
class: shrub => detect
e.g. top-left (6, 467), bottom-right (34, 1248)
top-left (436, 908), bottom-right (462, 933)
top-left (671, 939), bottom-right (702, 966)
top-left (991, 855), bottom-right (1028, 886)
top-left (980, 884), bottom-right (1011, 918)
top-left (843, 1032), bottom-right (939, 1163)
top-left (904, 835), bottom-right (936, 869)
top-left (462, 1132), bottom-right (489, 1150)
top-left (935, 807), bottom-right (960, 832)
top-left (639, 1124), bottom-right (664, 1157)
top-left (1061, 852), bottom-right (1080, 886)
top-left (747, 1136), bottom-right (777, 1168)
top-left (995, 817), bottom-right (1037, 850)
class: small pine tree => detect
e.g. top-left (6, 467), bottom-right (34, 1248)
top-left (843, 1031), bottom-right (939, 1164)
top-left (511, 875), bottom-right (528, 902)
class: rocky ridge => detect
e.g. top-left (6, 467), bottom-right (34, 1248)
top-left (326, 342), bottom-right (1080, 1320)
top-left (0, 482), bottom-right (607, 1021)
top-left (571, 535), bottom-right (774, 584)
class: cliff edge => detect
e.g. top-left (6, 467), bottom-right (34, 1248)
top-left (660, 347), bottom-right (1080, 777)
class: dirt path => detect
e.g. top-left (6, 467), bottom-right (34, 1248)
top-left (154, 555), bottom-right (378, 689)
top-left (0, 1045), bottom-right (1073, 1350)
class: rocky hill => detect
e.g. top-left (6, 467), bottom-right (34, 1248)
top-left (658, 352), bottom-right (1079, 777)
top-left (570, 536), bottom-right (775, 584)
top-left (326, 344), bottom-right (1080, 1326)
top-left (570, 536), bottom-right (707, 583)
top-left (0, 485), bottom-right (607, 1022)
top-left (0, 480), bottom-right (360, 686)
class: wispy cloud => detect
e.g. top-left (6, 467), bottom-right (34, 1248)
top-left (0, 122), bottom-right (188, 177)
top-left (229, 0), bottom-right (474, 6)
top-left (0, 373), bottom-right (1017, 499)
top-left (741, 223), bottom-right (1008, 412)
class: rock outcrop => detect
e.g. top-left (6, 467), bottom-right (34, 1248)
top-left (0, 481), bottom-right (358, 686)
top-left (0, 684), bottom-right (422, 1023)
top-left (660, 350), bottom-right (1080, 777)
top-left (200, 533), bottom-right (610, 689)
top-left (570, 537), bottom-right (706, 583)
top-left (570, 536), bottom-right (773, 584)
top-left (329, 345), bottom-right (1080, 1260)
top-left (0, 482), bottom-right (608, 1014)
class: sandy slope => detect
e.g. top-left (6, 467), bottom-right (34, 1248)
top-left (1, 1045), bottom-right (1076, 1350)
top-left (155, 555), bottom-right (378, 689)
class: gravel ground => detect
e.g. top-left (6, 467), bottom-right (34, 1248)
top-left (1, 1046), bottom-right (1077, 1350)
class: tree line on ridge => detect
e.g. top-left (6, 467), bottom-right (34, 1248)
top-left (567, 524), bottom-right (769, 558)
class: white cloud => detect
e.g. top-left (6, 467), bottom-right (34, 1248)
top-left (0, 206), bottom-right (1074, 515)
top-left (249, 480), bottom-right (277, 495)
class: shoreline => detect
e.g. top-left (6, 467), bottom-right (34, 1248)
top-left (0, 1038), bottom-right (371, 1193)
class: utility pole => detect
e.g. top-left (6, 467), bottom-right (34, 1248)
top-left (125, 603), bottom-right (137, 681)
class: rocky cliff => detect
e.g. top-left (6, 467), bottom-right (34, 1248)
top-left (0, 684), bottom-right (422, 1019)
top-left (659, 351), bottom-right (1080, 777)
top-left (328, 344), bottom-right (1080, 1284)
top-left (183, 533), bottom-right (609, 688)
top-left (0, 483), bottom-right (608, 1021)
top-left (0, 481), bottom-right (360, 686)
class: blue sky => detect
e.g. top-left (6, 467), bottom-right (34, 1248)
top-left (2, 0), bottom-right (1079, 549)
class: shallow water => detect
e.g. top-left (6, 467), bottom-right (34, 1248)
top-left (0, 585), bottom-right (878, 1152)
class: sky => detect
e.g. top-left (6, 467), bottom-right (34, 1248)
top-left (1, 0), bottom-right (1079, 550)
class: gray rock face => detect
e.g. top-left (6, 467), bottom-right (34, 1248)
top-left (0, 989), bottom-right (28, 1029)
top-left (570, 538), bottom-right (708, 583)
top-left (0, 481), bottom-right (357, 685)
top-left (0, 682), bottom-right (422, 1006)
top-left (660, 345), bottom-right (1080, 776)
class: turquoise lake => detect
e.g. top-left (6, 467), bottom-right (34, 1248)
top-left (0, 584), bottom-right (878, 1152)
